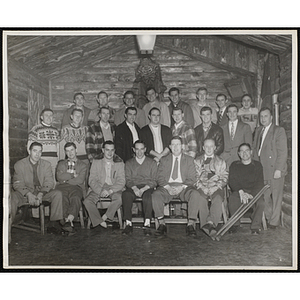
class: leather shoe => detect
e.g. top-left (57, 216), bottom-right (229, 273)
top-left (186, 225), bottom-right (196, 237)
top-left (143, 226), bottom-right (152, 236)
top-left (228, 226), bottom-right (239, 234)
top-left (268, 224), bottom-right (278, 230)
top-left (47, 226), bottom-right (61, 235)
top-left (155, 224), bottom-right (167, 236)
top-left (122, 225), bottom-right (133, 235)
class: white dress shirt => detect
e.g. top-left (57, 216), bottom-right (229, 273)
top-left (258, 123), bottom-right (272, 156)
top-left (126, 121), bottom-right (139, 143)
top-left (149, 124), bottom-right (163, 153)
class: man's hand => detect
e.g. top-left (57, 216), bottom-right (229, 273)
top-left (73, 170), bottom-right (78, 178)
top-left (36, 192), bottom-right (44, 204)
top-left (153, 157), bottom-right (160, 163)
top-left (274, 170), bottom-right (282, 179)
top-left (27, 192), bottom-right (39, 206)
top-left (100, 189), bottom-right (110, 198)
top-left (132, 186), bottom-right (140, 197)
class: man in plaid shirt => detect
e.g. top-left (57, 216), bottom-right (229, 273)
top-left (85, 107), bottom-right (116, 163)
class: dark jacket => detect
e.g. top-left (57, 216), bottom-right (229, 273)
top-left (115, 121), bottom-right (141, 163)
top-left (194, 122), bottom-right (224, 157)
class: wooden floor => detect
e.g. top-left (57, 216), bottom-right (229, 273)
top-left (7, 218), bottom-right (293, 269)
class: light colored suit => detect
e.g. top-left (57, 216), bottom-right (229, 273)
top-left (253, 124), bottom-right (288, 226)
top-left (221, 120), bottom-right (252, 168)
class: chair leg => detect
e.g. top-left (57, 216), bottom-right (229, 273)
top-left (87, 218), bottom-right (91, 229)
top-left (117, 208), bottom-right (123, 229)
top-left (222, 202), bottom-right (228, 223)
top-left (262, 211), bottom-right (267, 231)
top-left (79, 208), bottom-right (85, 229)
top-left (39, 204), bottom-right (45, 235)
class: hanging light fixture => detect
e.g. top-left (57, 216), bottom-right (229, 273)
top-left (136, 35), bottom-right (156, 54)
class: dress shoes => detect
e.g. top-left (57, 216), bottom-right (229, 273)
top-left (122, 225), bottom-right (133, 235)
top-left (155, 224), bottom-right (167, 236)
top-left (268, 224), bottom-right (278, 230)
top-left (143, 226), bottom-right (152, 236)
top-left (47, 226), bottom-right (62, 235)
top-left (62, 222), bottom-right (76, 235)
top-left (228, 225), bottom-right (239, 234)
top-left (186, 225), bottom-right (196, 237)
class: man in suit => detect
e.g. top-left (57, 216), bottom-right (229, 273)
top-left (115, 106), bottom-right (141, 162)
top-left (168, 87), bottom-right (194, 128)
top-left (56, 142), bottom-right (87, 235)
top-left (194, 139), bottom-right (228, 239)
top-left (215, 93), bottom-right (230, 127)
top-left (83, 141), bottom-right (125, 230)
top-left (140, 107), bottom-right (172, 163)
top-left (151, 136), bottom-right (205, 237)
top-left (221, 104), bottom-right (252, 168)
top-left (194, 106), bottom-right (224, 157)
top-left (114, 90), bottom-right (147, 129)
top-left (252, 107), bottom-right (288, 229)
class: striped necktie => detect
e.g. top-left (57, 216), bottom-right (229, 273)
top-left (230, 122), bottom-right (235, 140)
top-left (171, 158), bottom-right (178, 180)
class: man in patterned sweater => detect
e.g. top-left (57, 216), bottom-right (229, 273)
top-left (85, 106), bottom-right (116, 163)
top-left (27, 108), bottom-right (60, 178)
top-left (171, 107), bottom-right (197, 158)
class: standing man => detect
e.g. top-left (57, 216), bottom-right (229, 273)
top-left (143, 87), bottom-right (171, 127)
top-left (171, 107), bottom-right (197, 158)
top-left (61, 92), bottom-right (92, 128)
top-left (114, 91), bottom-right (147, 129)
top-left (11, 142), bottom-right (64, 234)
top-left (253, 107), bottom-right (288, 229)
top-left (56, 142), bottom-right (87, 234)
top-left (83, 141), bottom-right (125, 230)
top-left (194, 139), bottom-right (228, 238)
top-left (152, 136), bottom-right (205, 237)
top-left (122, 140), bottom-right (158, 236)
top-left (194, 106), bottom-right (224, 157)
top-left (238, 94), bottom-right (259, 133)
top-left (140, 107), bottom-right (172, 163)
top-left (215, 93), bottom-right (230, 127)
top-left (59, 108), bottom-right (88, 164)
top-left (191, 87), bottom-right (218, 127)
top-left (115, 107), bottom-right (141, 162)
top-left (168, 87), bottom-right (194, 128)
top-left (228, 143), bottom-right (265, 234)
top-left (221, 104), bottom-right (252, 168)
top-left (86, 106), bottom-right (116, 163)
top-left (28, 108), bottom-right (60, 178)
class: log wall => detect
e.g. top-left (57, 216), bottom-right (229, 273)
top-left (51, 46), bottom-right (241, 128)
top-left (8, 57), bottom-right (50, 175)
top-left (278, 49), bottom-right (292, 229)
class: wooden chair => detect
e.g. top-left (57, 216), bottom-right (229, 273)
top-left (86, 197), bottom-right (123, 229)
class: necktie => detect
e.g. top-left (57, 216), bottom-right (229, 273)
top-left (171, 158), bottom-right (178, 180)
top-left (230, 122), bottom-right (235, 140)
top-left (258, 127), bottom-right (265, 150)
top-left (217, 111), bottom-right (223, 125)
top-left (67, 160), bottom-right (75, 173)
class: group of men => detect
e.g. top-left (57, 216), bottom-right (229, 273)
top-left (10, 86), bottom-right (288, 239)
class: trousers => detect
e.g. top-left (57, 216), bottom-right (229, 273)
top-left (10, 189), bottom-right (63, 223)
top-left (228, 191), bottom-right (265, 230)
top-left (56, 183), bottom-right (83, 219)
top-left (122, 186), bottom-right (154, 221)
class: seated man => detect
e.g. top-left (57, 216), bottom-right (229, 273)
top-left (194, 139), bottom-right (228, 238)
top-left (152, 136), bottom-right (204, 237)
top-left (122, 140), bottom-right (158, 236)
top-left (83, 141), bottom-right (125, 230)
top-left (56, 142), bottom-right (87, 234)
top-left (10, 142), bottom-right (64, 234)
top-left (228, 143), bottom-right (265, 235)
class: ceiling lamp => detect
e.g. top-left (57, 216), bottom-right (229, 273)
top-left (136, 35), bottom-right (156, 54)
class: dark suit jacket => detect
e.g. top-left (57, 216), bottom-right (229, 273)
top-left (157, 153), bottom-right (197, 187)
top-left (115, 121), bottom-right (141, 162)
top-left (252, 124), bottom-right (288, 181)
top-left (221, 120), bottom-right (252, 168)
top-left (194, 122), bottom-right (224, 157)
top-left (140, 124), bottom-right (172, 158)
top-left (217, 109), bottom-right (228, 127)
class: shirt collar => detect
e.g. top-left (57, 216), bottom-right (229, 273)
top-left (230, 119), bottom-right (238, 125)
top-left (126, 121), bottom-right (135, 128)
top-left (174, 120), bottom-right (184, 129)
top-left (103, 158), bottom-right (114, 165)
top-left (100, 120), bottom-right (110, 129)
top-left (136, 156), bottom-right (146, 164)
top-left (264, 123), bottom-right (272, 131)
top-left (172, 153), bottom-right (182, 161)
top-left (204, 154), bottom-right (214, 160)
top-left (41, 121), bottom-right (51, 127)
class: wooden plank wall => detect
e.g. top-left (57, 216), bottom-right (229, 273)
top-left (51, 46), bottom-right (239, 128)
top-left (8, 58), bottom-right (49, 175)
top-left (278, 49), bottom-right (292, 229)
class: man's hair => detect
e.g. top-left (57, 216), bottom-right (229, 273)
top-left (227, 103), bottom-right (239, 112)
top-left (71, 108), bottom-right (83, 116)
top-left (29, 142), bottom-right (43, 151)
top-left (125, 106), bottom-right (137, 115)
top-left (170, 135), bottom-right (182, 144)
top-left (238, 142), bottom-right (252, 152)
top-left (149, 107), bottom-right (161, 116)
top-left (73, 92), bottom-right (84, 100)
top-left (40, 108), bottom-right (53, 117)
top-left (241, 94), bottom-right (252, 101)
top-left (203, 138), bottom-right (216, 146)
top-left (133, 139), bottom-right (146, 148)
top-left (146, 86), bottom-right (156, 94)
top-left (97, 91), bottom-right (108, 98)
top-left (168, 87), bottom-right (179, 96)
top-left (64, 142), bottom-right (77, 150)
top-left (102, 140), bottom-right (115, 148)
top-left (216, 93), bottom-right (227, 101)
top-left (259, 106), bottom-right (273, 116)
top-left (172, 107), bottom-right (183, 114)
top-left (98, 106), bottom-right (110, 115)
top-left (200, 106), bottom-right (212, 115)
top-left (124, 90), bottom-right (135, 98)
top-left (196, 87), bottom-right (208, 94)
